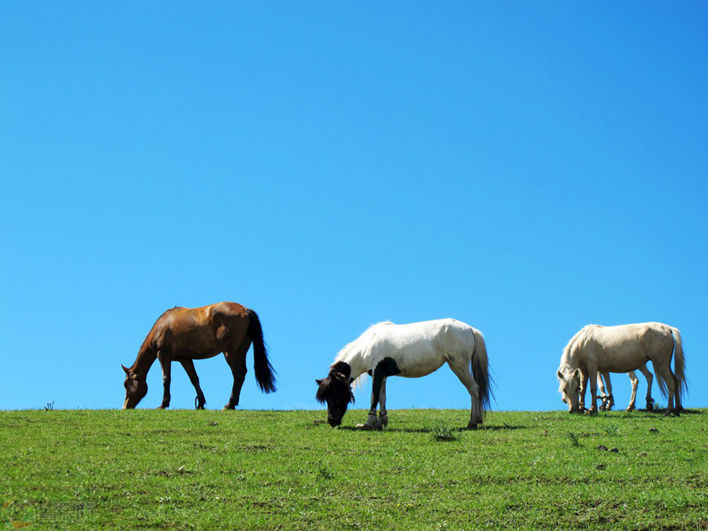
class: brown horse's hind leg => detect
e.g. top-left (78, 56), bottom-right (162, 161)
top-left (223, 337), bottom-right (251, 409)
top-left (180, 359), bottom-right (206, 409)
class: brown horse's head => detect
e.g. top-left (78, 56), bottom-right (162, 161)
top-left (557, 367), bottom-right (582, 413)
top-left (122, 365), bottom-right (148, 409)
top-left (316, 362), bottom-right (354, 427)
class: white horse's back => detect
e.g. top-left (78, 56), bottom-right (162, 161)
top-left (359, 319), bottom-right (481, 378)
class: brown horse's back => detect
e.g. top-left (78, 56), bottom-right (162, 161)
top-left (149, 302), bottom-right (250, 360)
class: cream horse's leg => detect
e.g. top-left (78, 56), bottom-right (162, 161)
top-left (637, 364), bottom-right (654, 410)
top-left (597, 373), bottom-right (606, 410)
top-left (626, 371), bottom-right (639, 411)
top-left (579, 371), bottom-right (590, 411)
top-left (654, 361), bottom-right (679, 415)
top-left (597, 373), bottom-right (612, 411)
top-left (587, 366), bottom-right (599, 415)
top-left (448, 360), bottom-right (481, 429)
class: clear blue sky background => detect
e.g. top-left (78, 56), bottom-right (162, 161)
top-left (2, 2), bottom-right (706, 414)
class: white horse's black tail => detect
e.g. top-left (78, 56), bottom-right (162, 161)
top-left (471, 329), bottom-right (493, 415)
top-left (247, 309), bottom-right (277, 393)
top-left (670, 326), bottom-right (687, 406)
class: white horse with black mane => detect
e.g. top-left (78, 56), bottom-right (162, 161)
top-left (557, 322), bottom-right (685, 415)
top-left (316, 319), bottom-right (492, 430)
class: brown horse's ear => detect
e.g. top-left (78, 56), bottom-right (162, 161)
top-left (315, 379), bottom-right (323, 386)
top-left (122, 365), bottom-right (130, 374)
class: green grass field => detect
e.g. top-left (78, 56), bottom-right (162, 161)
top-left (1, 408), bottom-right (705, 529)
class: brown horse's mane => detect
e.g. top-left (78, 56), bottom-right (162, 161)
top-left (129, 309), bottom-right (173, 372)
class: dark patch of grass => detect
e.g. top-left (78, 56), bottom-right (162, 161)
top-left (431, 422), bottom-right (457, 441)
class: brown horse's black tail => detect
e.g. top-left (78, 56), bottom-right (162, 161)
top-left (247, 309), bottom-right (277, 393)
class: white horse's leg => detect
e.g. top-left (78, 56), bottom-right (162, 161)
top-left (579, 371), bottom-right (589, 412)
top-left (654, 361), bottom-right (678, 415)
top-left (378, 378), bottom-right (388, 427)
top-left (597, 373), bottom-right (606, 410)
top-left (601, 373), bottom-right (614, 411)
top-left (637, 364), bottom-right (654, 410)
top-left (447, 360), bottom-right (481, 429)
top-left (587, 367), bottom-right (599, 415)
top-left (626, 371), bottom-right (638, 411)
top-left (365, 385), bottom-right (380, 429)
top-left (597, 372), bottom-right (611, 411)
top-left (364, 359), bottom-right (399, 429)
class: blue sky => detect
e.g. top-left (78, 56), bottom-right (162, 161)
top-left (1, 2), bottom-right (706, 413)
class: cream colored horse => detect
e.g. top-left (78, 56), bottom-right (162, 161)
top-left (557, 322), bottom-right (685, 415)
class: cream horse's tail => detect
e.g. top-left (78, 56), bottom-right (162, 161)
top-left (471, 329), bottom-right (492, 415)
top-left (670, 326), bottom-right (687, 406)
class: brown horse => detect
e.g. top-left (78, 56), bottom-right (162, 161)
top-left (122, 302), bottom-right (276, 409)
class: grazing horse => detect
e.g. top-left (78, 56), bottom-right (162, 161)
top-left (595, 364), bottom-right (655, 412)
top-left (316, 319), bottom-right (491, 430)
top-left (557, 322), bottom-right (685, 415)
top-left (122, 302), bottom-right (276, 409)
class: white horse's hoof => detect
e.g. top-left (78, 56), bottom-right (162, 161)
top-left (363, 414), bottom-right (381, 430)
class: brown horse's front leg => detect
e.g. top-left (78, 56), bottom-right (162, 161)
top-left (158, 355), bottom-right (172, 409)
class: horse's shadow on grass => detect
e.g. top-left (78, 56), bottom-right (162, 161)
top-left (624, 408), bottom-right (701, 416)
top-left (337, 424), bottom-right (527, 433)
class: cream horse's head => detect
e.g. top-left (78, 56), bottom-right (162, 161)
top-left (557, 367), bottom-right (582, 413)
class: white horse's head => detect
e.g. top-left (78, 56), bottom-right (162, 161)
top-left (557, 367), bottom-right (582, 413)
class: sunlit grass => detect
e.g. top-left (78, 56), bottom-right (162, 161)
top-left (0, 408), bottom-right (705, 528)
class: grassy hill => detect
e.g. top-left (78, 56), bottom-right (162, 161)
top-left (1, 408), bottom-right (705, 529)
